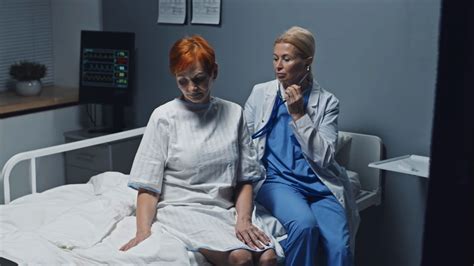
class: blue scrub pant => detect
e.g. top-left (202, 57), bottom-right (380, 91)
top-left (256, 179), bottom-right (352, 266)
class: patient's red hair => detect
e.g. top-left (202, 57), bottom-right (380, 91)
top-left (169, 35), bottom-right (216, 76)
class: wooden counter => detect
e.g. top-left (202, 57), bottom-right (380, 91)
top-left (0, 86), bottom-right (79, 118)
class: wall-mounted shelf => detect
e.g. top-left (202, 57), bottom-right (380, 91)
top-left (369, 155), bottom-right (430, 178)
top-left (0, 86), bottom-right (78, 118)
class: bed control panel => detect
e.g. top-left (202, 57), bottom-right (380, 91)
top-left (64, 129), bottom-right (141, 184)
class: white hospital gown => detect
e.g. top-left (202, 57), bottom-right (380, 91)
top-left (128, 97), bottom-right (275, 253)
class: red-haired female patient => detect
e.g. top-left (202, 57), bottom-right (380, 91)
top-left (120, 35), bottom-right (278, 266)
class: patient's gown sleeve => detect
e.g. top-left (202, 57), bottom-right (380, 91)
top-left (128, 109), bottom-right (169, 194)
top-left (237, 110), bottom-right (262, 183)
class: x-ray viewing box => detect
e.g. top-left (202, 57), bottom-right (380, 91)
top-left (369, 155), bottom-right (430, 178)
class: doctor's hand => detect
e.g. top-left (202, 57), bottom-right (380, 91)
top-left (235, 218), bottom-right (271, 250)
top-left (119, 230), bottom-right (151, 251)
top-left (284, 84), bottom-right (305, 121)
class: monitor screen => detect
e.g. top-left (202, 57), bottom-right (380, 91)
top-left (79, 31), bottom-right (135, 105)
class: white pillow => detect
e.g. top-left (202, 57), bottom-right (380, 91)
top-left (336, 132), bottom-right (352, 155)
top-left (88, 171), bottom-right (130, 195)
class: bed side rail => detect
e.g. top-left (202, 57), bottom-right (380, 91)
top-left (1, 127), bottom-right (145, 204)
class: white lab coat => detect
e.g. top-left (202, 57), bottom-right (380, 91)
top-left (244, 79), bottom-right (360, 252)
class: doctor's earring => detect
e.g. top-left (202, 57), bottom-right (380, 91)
top-left (306, 65), bottom-right (310, 71)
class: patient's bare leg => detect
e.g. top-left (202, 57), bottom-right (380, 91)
top-left (228, 249), bottom-right (253, 266)
top-left (198, 249), bottom-right (229, 265)
top-left (199, 248), bottom-right (253, 266)
top-left (253, 249), bottom-right (277, 266)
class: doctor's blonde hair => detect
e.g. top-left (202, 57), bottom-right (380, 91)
top-left (275, 26), bottom-right (315, 60)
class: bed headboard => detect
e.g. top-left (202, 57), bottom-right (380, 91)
top-left (336, 131), bottom-right (384, 210)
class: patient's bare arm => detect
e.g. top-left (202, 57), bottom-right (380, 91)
top-left (120, 189), bottom-right (159, 251)
top-left (234, 183), bottom-right (271, 249)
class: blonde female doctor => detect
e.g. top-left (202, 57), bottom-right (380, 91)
top-left (244, 26), bottom-right (360, 266)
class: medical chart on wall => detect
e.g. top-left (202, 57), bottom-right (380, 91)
top-left (191, 0), bottom-right (221, 25)
top-left (157, 0), bottom-right (186, 24)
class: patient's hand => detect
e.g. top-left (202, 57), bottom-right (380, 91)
top-left (235, 219), bottom-right (271, 250)
top-left (119, 230), bottom-right (151, 251)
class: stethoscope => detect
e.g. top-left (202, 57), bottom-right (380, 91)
top-left (251, 71), bottom-right (311, 140)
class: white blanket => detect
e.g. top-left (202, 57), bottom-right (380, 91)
top-left (37, 177), bottom-right (135, 249)
top-left (0, 171), bottom-right (284, 265)
top-left (0, 184), bottom-right (95, 236)
top-left (0, 172), bottom-right (208, 265)
top-left (73, 216), bottom-right (192, 266)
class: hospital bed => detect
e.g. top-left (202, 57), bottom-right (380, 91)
top-left (0, 127), bottom-right (383, 265)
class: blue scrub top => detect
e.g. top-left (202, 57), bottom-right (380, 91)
top-left (262, 89), bottom-right (322, 186)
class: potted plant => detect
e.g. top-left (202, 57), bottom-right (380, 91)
top-left (9, 61), bottom-right (47, 96)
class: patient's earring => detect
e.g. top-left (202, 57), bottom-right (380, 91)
top-left (306, 65), bottom-right (310, 71)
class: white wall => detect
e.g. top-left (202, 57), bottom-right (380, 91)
top-left (0, 0), bottom-right (102, 203)
top-left (0, 107), bottom-right (83, 202)
top-left (51, 0), bottom-right (103, 88)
